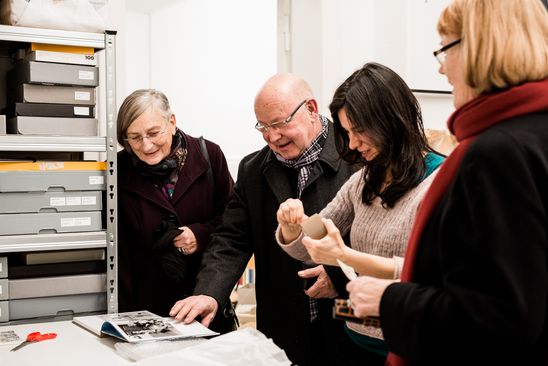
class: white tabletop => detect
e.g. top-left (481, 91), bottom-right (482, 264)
top-left (0, 320), bottom-right (133, 366)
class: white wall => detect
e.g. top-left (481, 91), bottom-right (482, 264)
top-left (121, 0), bottom-right (456, 174)
top-left (123, 11), bottom-right (150, 92)
top-left (123, 0), bottom-right (277, 177)
top-left (290, 0), bottom-right (454, 131)
top-left (405, 0), bottom-right (455, 130)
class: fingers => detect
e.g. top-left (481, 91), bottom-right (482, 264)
top-left (169, 295), bottom-right (218, 326)
top-left (304, 267), bottom-right (338, 298)
top-left (346, 276), bottom-right (392, 317)
top-left (305, 280), bottom-right (321, 298)
top-left (170, 298), bottom-right (193, 321)
top-left (322, 218), bottom-right (339, 234)
top-left (298, 264), bottom-right (322, 278)
top-left (302, 234), bottom-right (340, 266)
top-left (305, 284), bottom-right (337, 299)
top-left (173, 226), bottom-right (197, 255)
top-left (302, 236), bottom-right (321, 262)
top-left (277, 198), bottom-right (305, 225)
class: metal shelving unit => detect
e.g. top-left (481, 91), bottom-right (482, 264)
top-left (0, 25), bottom-right (118, 320)
top-left (0, 135), bottom-right (107, 151)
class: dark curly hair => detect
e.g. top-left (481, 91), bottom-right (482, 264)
top-left (330, 62), bottom-right (435, 208)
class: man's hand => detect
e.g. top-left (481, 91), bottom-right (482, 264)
top-left (169, 295), bottom-right (218, 326)
top-left (299, 265), bottom-right (338, 298)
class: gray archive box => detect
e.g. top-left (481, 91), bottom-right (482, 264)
top-left (0, 211), bottom-right (102, 235)
top-left (8, 293), bottom-right (106, 321)
top-left (0, 115), bottom-right (5, 134)
top-left (0, 278), bottom-right (7, 300)
top-left (9, 84), bottom-right (96, 106)
top-left (9, 273), bottom-right (106, 299)
top-left (0, 301), bottom-right (8, 322)
top-left (0, 257), bottom-right (7, 278)
top-left (7, 61), bottom-right (99, 87)
top-left (0, 170), bottom-right (105, 192)
top-left (0, 191), bottom-right (102, 214)
top-left (7, 116), bottom-right (98, 136)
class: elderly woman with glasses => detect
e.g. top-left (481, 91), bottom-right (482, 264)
top-left (345, 1), bottom-right (548, 365)
top-left (116, 89), bottom-right (235, 333)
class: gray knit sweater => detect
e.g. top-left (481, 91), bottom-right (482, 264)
top-left (277, 167), bottom-right (438, 339)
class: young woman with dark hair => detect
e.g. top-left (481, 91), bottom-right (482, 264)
top-left (275, 62), bottom-right (444, 364)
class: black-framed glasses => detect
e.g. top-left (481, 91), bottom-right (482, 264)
top-left (433, 38), bottom-right (461, 65)
top-left (255, 99), bottom-right (308, 133)
top-left (123, 114), bottom-right (170, 145)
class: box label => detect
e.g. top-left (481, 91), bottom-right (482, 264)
top-left (50, 197), bottom-right (66, 206)
top-left (74, 107), bottom-right (90, 116)
top-left (60, 217), bottom-right (92, 227)
top-left (81, 196), bottom-right (97, 205)
top-left (66, 197), bottom-right (82, 206)
top-left (89, 176), bottom-right (104, 185)
top-left (75, 91), bottom-right (91, 101)
top-left (78, 71), bottom-right (95, 80)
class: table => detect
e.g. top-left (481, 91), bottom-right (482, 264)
top-left (0, 320), bottom-right (133, 366)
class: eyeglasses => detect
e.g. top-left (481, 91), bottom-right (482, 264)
top-left (433, 38), bottom-right (461, 65)
top-left (124, 115), bottom-right (170, 145)
top-left (255, 99), bottom-right (308, 133)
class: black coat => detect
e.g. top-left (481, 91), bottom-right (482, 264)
top-left (194, 122), bottom-right (357, 365)
top-left (381, 114), bottom-right (548, 365)
top-left (117, 133), bottom-right (234, 328)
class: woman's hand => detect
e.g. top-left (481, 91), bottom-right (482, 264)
top-left (173, 226), bottom-right (197, 255)
top-left (302, 218), bottom-right (347, 266)
top-left (277, 198), bottom-right (308, 243)
top-left (346, 275), bottom-right (396, 317)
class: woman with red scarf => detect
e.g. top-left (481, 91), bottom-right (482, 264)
top-left (345, 0), bottom-right (548, 365)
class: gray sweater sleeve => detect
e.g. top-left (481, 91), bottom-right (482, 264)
top-left (275, 226), bottom-right (313, 263)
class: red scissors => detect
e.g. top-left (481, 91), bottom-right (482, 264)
top-left (10, 331), bottom-right (57, 351)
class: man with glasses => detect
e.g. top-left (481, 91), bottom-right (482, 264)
top-left (170, 73), bottom-right (357, 366)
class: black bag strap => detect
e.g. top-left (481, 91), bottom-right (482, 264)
top-left (198, 136), bottom-right (214, 197)
top-left (198, 137), bottom-right (236, 328)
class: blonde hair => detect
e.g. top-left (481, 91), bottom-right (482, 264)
top-left (116, 89), bottom-right (172, 152)
top-left (438, 0), bottom-right (548, 94)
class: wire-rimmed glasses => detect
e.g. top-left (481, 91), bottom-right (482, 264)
top-left (124, 115), bottom-right (170, 145)
top-left (255, 99), bottom-right (308, 133)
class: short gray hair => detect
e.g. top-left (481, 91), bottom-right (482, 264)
top-left (117, 89), bottom-right (172, 151)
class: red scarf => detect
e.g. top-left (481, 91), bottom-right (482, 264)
top-left (386, 79), bottom-right (548, 366)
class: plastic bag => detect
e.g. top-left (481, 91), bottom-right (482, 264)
top-left (0, 0), bottom-right (106, 32)
top-left (115, 337), bottom-right (207, 362)
top-left (135, 328), bottom-right (291, 366)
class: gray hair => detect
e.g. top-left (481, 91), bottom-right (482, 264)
top-left (117, 89), bottom-right (172, 151)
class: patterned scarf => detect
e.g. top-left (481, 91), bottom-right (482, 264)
top-left (387, 79), bottom-right (548, 366)
top-left (160, 129), bottom-right (188, 199)
top-left (275, 115), bottom-right (329, 197)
